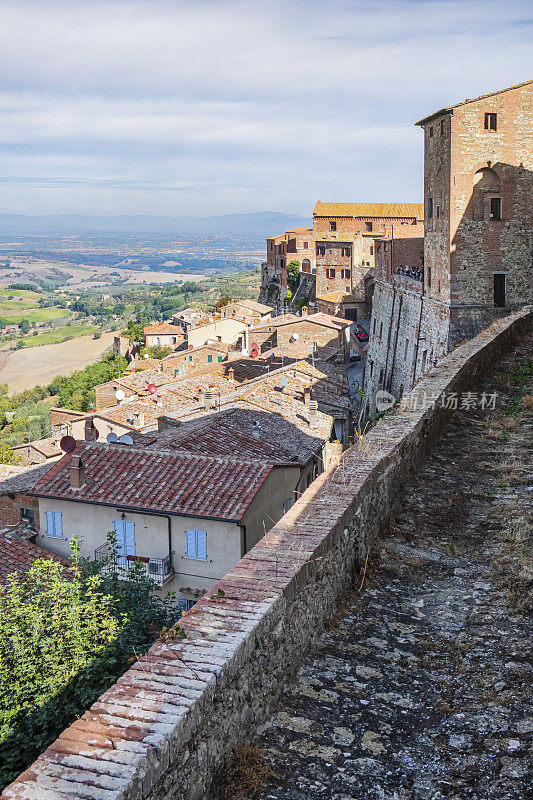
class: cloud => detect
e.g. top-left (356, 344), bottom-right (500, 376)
top-left (0, 0), bottom-right (531, 215)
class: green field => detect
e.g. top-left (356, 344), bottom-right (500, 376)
top-left (1, 308), bottom-right (71, 325)
top-left (19, 324), bottom-right (98, 347)
top-left (0, 289), bottom-right (42, 300)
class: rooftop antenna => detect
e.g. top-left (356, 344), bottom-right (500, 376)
top-left (60, 435), bottom-right (76, 453)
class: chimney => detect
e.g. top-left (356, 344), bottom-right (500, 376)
top-left (134, 413), bottom-right (145, 429)
top-left (204, 389), bottom-right (214, 410)
top-left (304, 386), bottom-right (312, 406)
top-left (84, 418), bottom-right (98, 442)
top-left (70, 454), bottom-right (85, 490)
top-left (301, 305), bottom-right (308, 316)
top-left (308, 399), bottom-right (318, 429)
top-left (228, 367), bottom-right (235, 382)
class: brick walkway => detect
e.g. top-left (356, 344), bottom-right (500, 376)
top-left (248, 343), bottom-right (532, 800)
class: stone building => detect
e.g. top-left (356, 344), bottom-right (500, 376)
top-left (364, 80), bottom-right (533, 414)
top-left (313, 203), bottom-right (424, 320)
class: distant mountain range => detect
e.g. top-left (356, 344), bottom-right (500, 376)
top-left (0, 211), bottom-right (311, 239)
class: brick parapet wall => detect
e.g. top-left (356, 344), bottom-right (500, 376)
top-left (2, 308), bottom-right (531, 800)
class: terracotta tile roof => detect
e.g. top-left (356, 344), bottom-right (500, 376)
top-left (32, 443), bottom-right (275, 522)
top-left (416, 79), bottom-right (533, 126)
top-left (252, 312), bottom-right (350, 333)
top-left (313, 202), bottom-right (424, 219)
top-left (317, 290), bottom-right (358, 303)
top-left (143, 323), bottom-right (185, 335)
top-left (233, 299), bottom-right (272, 314)
top-left (0, 531), bottom-right (70, 584)
top-left (29, 436), bottom-right (63, 458)
top-left (286, 227), bottom-right (313, 234)
top-left (0, 462), bottom-right (53, 494)
top-left (141, 409), bottom-right (306, 463)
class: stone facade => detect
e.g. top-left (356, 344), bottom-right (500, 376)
top-left (419, 79), bottom-right (533, 344)
top-left (365, 80), bottom-right (533, 414)
top-left (3, 308), bottom-right (529, 800)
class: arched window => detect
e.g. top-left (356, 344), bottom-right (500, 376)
top-left (473, 168), bottom-right (500, 221)
top-left (302, 258), bottom-right (311, 273)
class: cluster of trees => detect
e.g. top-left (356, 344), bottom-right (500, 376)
top-left (48, 352), bottom-right (128, 411)
top-left (285, 260), bottom-right (301, 300)
top-left (0, 537), bottom-right (181, 789)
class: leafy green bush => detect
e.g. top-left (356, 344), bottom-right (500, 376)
top-left (0, 538), bottom-right (179, 789)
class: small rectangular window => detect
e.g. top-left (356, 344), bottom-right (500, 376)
top-left (370, 246), bottom-right (374, 255)
top-left (379, 321), bottom-right (383, 340)
top-left (282, 498), bottom-right (292, 514)
top-left (185, 529), bottom-right (207, 560)
top-left (365, 222), bottom-right (373, 232)
top-left (404, 339), bottom-right (409, 360)
top-left (329, 221), bottom-right (337, 231)
top-left (440, 119), bottom-right (445, 136)
top-left (494, 274), bottom-right (506, 307)
top-left (317, 245), bottom-right (325, 256)
top-left (429, 126), bottom-right (433, 138)
top-left (484, 112), bottom-right (497, 131)
top-left (436, 205), bottom-right (440, 218)
top-left (303, 241), bottom-right (308, 249)
top-left (45, 510), bottom-right (62, 538)
top-left (326, 268), bottom-right (336, 278)
top-left (427, 266), bottom-right (432, 288)
top-left (189, 355), bottom-right (193, 361)
top-left (490, 197), bottom-right (502, 220)
top-left (217, 355), bottom-right (223, 362)
top-left (428, 197), bottom-right (433, 219)
top-left (207, 354), bottom-right (213, 363)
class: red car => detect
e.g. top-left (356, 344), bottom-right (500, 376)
top-left (354, 325), bottom-right (369, 342)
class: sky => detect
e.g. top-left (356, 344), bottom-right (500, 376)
top-left (0, 0), bottom-right (531, 218)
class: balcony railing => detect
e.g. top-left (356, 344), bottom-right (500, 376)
top-left (95, 543), bottom-right (174, 587)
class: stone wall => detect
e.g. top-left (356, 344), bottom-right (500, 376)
top-left (2, 308), bottom-right (531, 800)
top-left (364, 278), bottom-right (450, 413)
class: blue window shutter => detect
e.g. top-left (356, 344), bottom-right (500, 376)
top-left (217, 356), bottom-right (223, 362)
top-left (185, 529), bottom-right (196, 558)
top-left (125, 521), bottom-right (135, 557)
top-left (197, 531), bottom-right (207, 560)
top-left (46, 511), bottom-right (54, 537)
top-left (207, 354), bottom-right (213, 363)
top-left (114, 520), bottom-right (126, 561)
top-left (54, 511), bottom-right (62, 538)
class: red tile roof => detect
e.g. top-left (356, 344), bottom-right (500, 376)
top-left (143, 323), bottom-right (185, 335)
top-left (32, 443), bottom-right (275, 522)
top-left (0, 531), bottom-right (69, 584)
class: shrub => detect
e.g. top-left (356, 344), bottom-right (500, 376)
top-left (0, 538), bottom-right (180, 789)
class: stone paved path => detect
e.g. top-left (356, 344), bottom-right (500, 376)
top-left (249, 344), bottom-right (532, 800)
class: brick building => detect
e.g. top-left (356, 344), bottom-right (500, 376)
top-left (364, 80), bottom-right (533, 414)
top-left (313, 202), bottom-right (424, 320)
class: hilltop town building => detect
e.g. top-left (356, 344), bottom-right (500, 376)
top-left (261, 203), bottom-right (424, 319)
top-left (364, 80), bottom-right (533, 413)
top-left (30, 442), bottom-right (301, 605)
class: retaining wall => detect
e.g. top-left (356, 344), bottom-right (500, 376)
top-left (3, 308), bottom-right (531, 800)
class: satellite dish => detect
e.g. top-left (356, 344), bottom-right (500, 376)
top-left (115, 389), bottom-right (125, 401)
top-left (147, 383), bottom-right (157, 394)
top-left (144, 353), bottom-right (149, 359)
top-left (279, 377), bottom-right (288, 388)
top-left (118, 434), bottom-right (134, 445)
top-left (60, 435), bottom-right (76, 453)
top-left (106, 432), bottom-right (118, 443)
